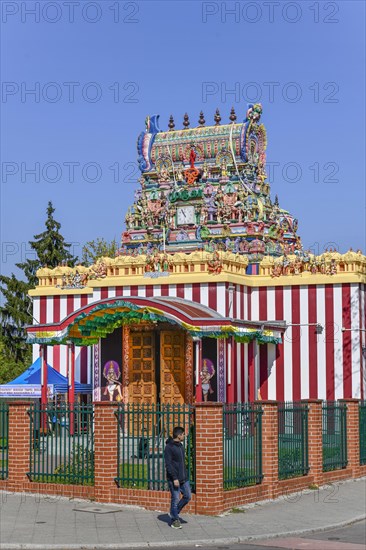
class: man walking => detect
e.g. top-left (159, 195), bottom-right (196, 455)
top-left (164, 426), bottom-right (192, 529)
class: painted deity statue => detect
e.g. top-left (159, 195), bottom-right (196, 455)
top-left (200, 359), bottom-right (215, 402)
top-left (220, 159), bottom-right (228, 177)
top-left (202, 161), bottom-right (209, 180)
top-left (199, 204), bottom-right (208, 225)
top-left (125, 208), bottom-right (134, 230)
top-left (158, 164), bottom-right (170, 183)
top-left (103, 361), bottom-right (123, 402)
top-left (176, 163), bottom-right (185, 182)
top-left (204, 181), bottom-right (215, 196)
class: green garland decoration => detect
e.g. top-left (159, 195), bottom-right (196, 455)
top-left (26, 299), bottom-right (282, 346)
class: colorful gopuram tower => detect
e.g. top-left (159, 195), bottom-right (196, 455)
top-left (122, 104), bottom-right (301, 272)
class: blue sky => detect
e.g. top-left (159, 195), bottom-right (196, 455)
top-left (1, 0), bottom-right (365, 277)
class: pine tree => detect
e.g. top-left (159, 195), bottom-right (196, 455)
top-left (17, 201), bottom-right (76, 286)
top-left (0, 202), bottom-right (77, 378)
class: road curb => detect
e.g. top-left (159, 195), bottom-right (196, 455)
top-left (1, 514), bottom-right (365, 549)
top-left (237, 514), bottom-right (366, 543)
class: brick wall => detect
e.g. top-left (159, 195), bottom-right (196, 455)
top-left (94, 401), bottom-right (118, 503)
top-left (1, 399), bottom-right (365, 515)
top-left (195, 402), bottom-right (224, 515)
top-left (306, 400), bottom-right (323, 486)
top-left (339, 399), bottom-right (361, 478)
top-left (261, 401), bottom-right (279, 499)
top-left (7, 402), bottom-right (31, 492)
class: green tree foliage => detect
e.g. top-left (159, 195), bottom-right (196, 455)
top-left (0, 275), bottom-right (32, 361)
top-left (17, 201), bottom-right (76, 286)
top-left (0, 341), bottom-right (31, 384)
top-left (0, 202), bottom-right (76, 382)
top-left (81, 237), bottom-right (118, 266)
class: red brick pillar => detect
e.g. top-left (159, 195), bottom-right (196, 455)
top-left (7, 402), bottom-right (31, 491)
top-left (261, 401), bottom-right (278, 498)
top-left (303, 399), bottom-right (323, 486)
top-left (339, 399), bottom-right (360, 478)
top-left (195, 402), bottom-right (224, 515)
top-left (94, 402), bottom-right (118, 503)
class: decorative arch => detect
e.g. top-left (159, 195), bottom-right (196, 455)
top-left (26, 296), bottom-right (283, 346)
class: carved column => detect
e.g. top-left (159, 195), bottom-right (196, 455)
top-left (122, 326), bottom-right (130, 404)
top-left (185, 333), bottom-right (194, 404)
top-left (93, 341), bottom-right (101, 402)
top-left (192, 338), bottom-right (202, 403)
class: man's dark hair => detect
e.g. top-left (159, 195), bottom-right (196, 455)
top-left (173, 426), bottom-right (184, 439)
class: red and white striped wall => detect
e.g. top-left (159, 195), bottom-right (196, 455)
top-left (32, 282), bottom-right (365, 400)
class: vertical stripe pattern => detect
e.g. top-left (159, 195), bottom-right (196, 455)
top-left (32, 282), bottom-right (364, 399)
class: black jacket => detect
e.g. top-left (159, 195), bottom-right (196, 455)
top-left (164, 437), bottom-right (187, 483)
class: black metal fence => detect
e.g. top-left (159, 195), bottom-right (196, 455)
top-left (322, 401), bottom-right (347, 472)
top-left (223, 403), bottom-right (263, 489)
top-left (115, 403), bottom-right (195, 491)
top-left (28, 403), bottom-right (94, 485)
top-left (0, 403), bottom-right (8, 479)
top-left (278, 402), bottom-right (309, 480)
top-left (3, 398), bottom-right (362, 492)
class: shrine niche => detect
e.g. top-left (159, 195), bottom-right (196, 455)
top-left (201, 338), bottom-right (218, 402)
top-left (100, 329), bottom-right (123, 402)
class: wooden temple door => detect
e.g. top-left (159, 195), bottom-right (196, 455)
top-left (128, 331), bottom-right (156, 405)
top-left (160, 331), bottom-right (185, 405)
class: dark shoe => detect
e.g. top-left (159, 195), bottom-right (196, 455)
top-left (178, 516), bottom-right (187, 524)
top-left (171, 519), bottom-right (182, 529)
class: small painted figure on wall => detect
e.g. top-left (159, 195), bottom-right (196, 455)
top-left (200, 359), bottom-right (215, 402)
top-left (103, 360), bottom-right (123, 402)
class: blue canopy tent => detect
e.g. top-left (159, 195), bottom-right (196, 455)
top-left (0, 357), bottom-right (92, 399)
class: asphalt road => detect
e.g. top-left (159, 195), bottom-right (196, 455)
top-left (141, 519), bottom-right (366, 550)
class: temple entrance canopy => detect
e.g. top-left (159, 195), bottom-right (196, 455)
top-left (26, 296), bottom-right (284, 405)
top-left (26, 296), bottom-right (283, 346)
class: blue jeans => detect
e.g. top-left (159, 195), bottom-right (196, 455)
top-left (168, 480), bottom-right (191, 520)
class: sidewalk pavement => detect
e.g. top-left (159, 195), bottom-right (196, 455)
top-left (0, 478), bottom-right (365, 549)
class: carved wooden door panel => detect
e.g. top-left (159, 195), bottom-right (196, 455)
top-left (128, 331), bottom-right (156, 405)
top-left (160, 331), bottom-right (185, 405)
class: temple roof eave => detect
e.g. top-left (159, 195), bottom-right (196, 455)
top-left (25, 296), bottom-right (284, 347)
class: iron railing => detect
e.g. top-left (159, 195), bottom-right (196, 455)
top-left (223, 403), bottom-right (263, 490)
top-left (0, 402), bottom-right (9, 480)
top-left (359, 401), bottom-right (366, 466)
top-left (322, 401), bottom-right (347, 472)
top-left (115, 403), bottom-right (195, 491)
top-left (278, 402), bottom-right (309, 480)
top-left (28, 403), bottom-right (94, 485)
